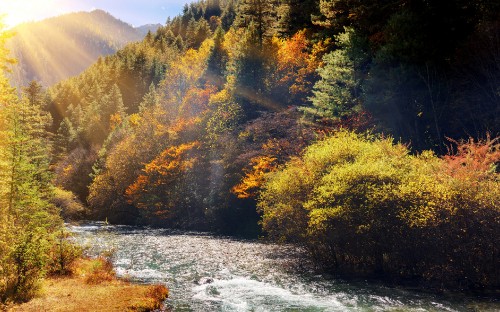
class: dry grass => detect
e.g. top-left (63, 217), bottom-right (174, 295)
top-left (7, 258), bottom-right (168, 312)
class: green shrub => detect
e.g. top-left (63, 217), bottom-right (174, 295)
top-left (46, 230), bottom-right (82, 276)
top-left (7, 229), bottom-right (50, 302)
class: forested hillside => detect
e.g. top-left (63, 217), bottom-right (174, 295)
top-left (15, 0), bottom-right (500, 290)
top-left (7, 10), bottom-right (146, 87)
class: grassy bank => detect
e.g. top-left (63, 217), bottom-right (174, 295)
top-left (7, 258), bottom-right (168, 312)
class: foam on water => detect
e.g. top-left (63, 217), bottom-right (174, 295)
top-left (69, 223), bottom-right (499, 312)
top-left (193, 277), bottom-right (349, 311)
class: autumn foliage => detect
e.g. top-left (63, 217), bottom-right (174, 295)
top-left (443, 134), bottom-right (500, 181)
top-left (38, 0), bottom-right (500, 293)
top-left (259, 130), bottom-right (500, 289)
top-left (272, 30), bottom-right (329, 104)
top-left (232, 155), bottom-right (277, 199)
top-left (126, 142), bottom-right (200, 221)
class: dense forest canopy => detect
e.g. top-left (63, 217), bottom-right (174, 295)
top-left (1, 0), bottom-right (499, 297)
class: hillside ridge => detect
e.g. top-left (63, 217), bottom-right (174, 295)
top-left (7, 9), bottom-right (147, 87)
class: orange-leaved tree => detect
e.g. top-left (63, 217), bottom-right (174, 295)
top-left (232, 155), bottom-right (277, 199)
top-left (232, 109), bottom-right (317, 199)
top-left (271, 30), bottom-right (330, 105)
top-left (125, 142), bottom-right (201, 224)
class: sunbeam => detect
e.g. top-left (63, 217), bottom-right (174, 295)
top-left (0, 0), bottom-right (63, 28)
top-left (6, 10), bottom-right (137, 87)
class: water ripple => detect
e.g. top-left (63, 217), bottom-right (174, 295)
top-left (69, 223), bottom-right (499, 312)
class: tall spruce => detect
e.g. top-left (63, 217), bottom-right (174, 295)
top-left (221, 0), bottom-right (237, 30)
top-left (305, 28), bottom-right (369, 121)
top-left (234, 0), bottom-right (280, 45)
top-left (205, 27), bottom-right (228, 88)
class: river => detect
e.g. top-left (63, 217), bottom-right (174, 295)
top-left (69, 223), bottom-right (498, 311)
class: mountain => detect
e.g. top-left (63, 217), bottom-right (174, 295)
top-left (7, 10), bottom-right (145, 87)
top-left (135, 23), bottom-right (163, 36)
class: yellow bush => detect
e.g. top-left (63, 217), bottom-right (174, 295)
top-left (259, 130), bottom-right (500, 289)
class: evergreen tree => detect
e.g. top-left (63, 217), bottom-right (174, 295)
top-left (19, 82), bottom-right (54, 194)
top-left (275, 0), bottom-right (319, 36)
top-left (231, 23), bottom-right (270, 119)
top-left (104, 84), bottom-right (126, 128)
top-left (204, 27), bottom-right (228, 87)
top-left (67, 103), bottom-right (84, 134)
top-left (0, 24), bottom-right (17, 225)
top-left (185, 18), bottom-right (198, 48)
top-left (305, 28), bottom-right (369, 121)
top-left (190, 2), bottom-right (204, 20)
top-left (174, 35), bottom-right (185, 51)
top-left (234, 0), bottom-right (280, 45)
top-left (204, 0), bottom-right (222, 19)
top-left (0, 59), bottom-right (60, 302)
top-left (22, 81), bottom-right (44, 108)
top-left (53, 117), bottom-right (76, 160)
top-left (194, 19), bottom-right (212, 49)
top-left (181, 4), bottom-right (194, 32)
top-left (221, 0), bottom-right (237, 30)
top-left (164, 29), bottom-right (176, 45)
top-left (139, 83), bottom-right (160, 112)
top-left (144, 30), bottom-right (153, 43)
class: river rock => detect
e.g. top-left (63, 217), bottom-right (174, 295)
top-left (197, 277), bottom-right (214, 285)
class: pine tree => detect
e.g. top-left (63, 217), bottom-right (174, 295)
top-left (0, 25), bottom-right (17, 258)
top-left (221, 0), bottom-right (237, 30)
top-left (139, 83), bottom-right (160, 112)
top-left (105, 84), bottom-right (127, 123)
top-left (305, 28), bottom-right (369, 121)
top-left (234, 0), bottom-right (280, 45)
top-left (174, 35), bottom-right (185, 51)
top-left (145, 30), bottom-right (153, 43)
top-left (4, 95), bottom-right (60, 300)
top-left (67, 103), bottom-right (84, 134)
top-left (204, 27), bottom-right (228, 87)
top-left (53, 117), bottom-right (76, 160)
top-left (164, 29), bottom-right (176, 45)
top-left (231, 23), bottom-right (272, 119)
top-left (185, 18), bottom-right (198, 48)
top-left (204, 0), bottom-right (222, 19)
top-left (275, 0), bottom-right (320, 36)
top-left (19, 82), bottom-right (54, 195)
top-left (0, 61), bottom-right (60, 301)
top-left (194, 19), bottom-right (212, 49)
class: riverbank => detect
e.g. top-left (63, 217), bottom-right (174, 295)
top-left (7, 258), bottom-right (168, 312)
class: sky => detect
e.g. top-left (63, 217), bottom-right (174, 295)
top-left (0, 0), bottom-right (193, 28)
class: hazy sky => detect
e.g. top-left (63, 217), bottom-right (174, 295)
top-left (1, 0), bottom-right (193, 28)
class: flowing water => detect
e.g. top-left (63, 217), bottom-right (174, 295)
top-left (70, 223), bottom-right (498, 312)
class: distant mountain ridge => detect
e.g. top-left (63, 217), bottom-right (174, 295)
top-left (7, 10), bottom-right (152, 87)
top-left (135, 23), bottom-right (163, 36)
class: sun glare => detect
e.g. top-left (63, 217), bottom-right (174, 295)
top-left (0, 0), bottom-right (63, 28)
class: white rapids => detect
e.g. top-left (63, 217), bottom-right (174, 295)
top-left (69, 223), bottom-right (499, 312)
